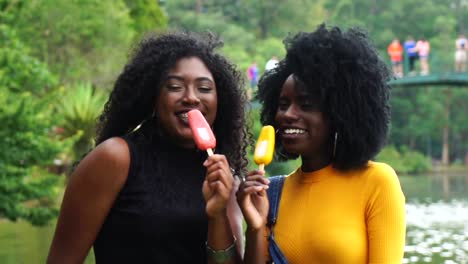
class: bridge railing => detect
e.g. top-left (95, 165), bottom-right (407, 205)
top-left (401, 50), bottom-right (456, 77)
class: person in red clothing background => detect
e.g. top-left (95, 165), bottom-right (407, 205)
top-left (388, 38), bottom-right (404, 77)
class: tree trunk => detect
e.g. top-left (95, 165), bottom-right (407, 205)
top-left (409, 137), bottom-right (415, 149)
top-left (196, 0), bottom-right (203, 14)
top-left (442, 124), bottom-right (450, 165)
top-left (258, 2), bottom-right (268, 39)
top-left (465, 146), bottom-right (468, 165)
top-left (441, 88), bottom-right (451, 166)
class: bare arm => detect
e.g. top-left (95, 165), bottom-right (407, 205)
top-left (367, 166), bottom-right (406, 263)
top-left (204, 154), bottom-right (242, 264)
top-left (47, 137), bottom-right (130, 264)
top-left (227, 177), bottom-right (244, 256)
top-left (237, 171), bottom-right (270, 264)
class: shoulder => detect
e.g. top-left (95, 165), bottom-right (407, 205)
top-left (362, 161), bottom-right (403, 193)
top-left (70, 137), bottom-right (130, 191)
top-left (88, 137), bottom-right (130, 170)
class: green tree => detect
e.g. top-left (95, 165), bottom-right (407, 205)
top-left (0, 25), bottom-right (73, 225)
top-left (6, 0), bottom-right (135, 88)
top-left (450, 89), bottom-right (468, 164)
top-left (124, 0), bottom-right (168, 37)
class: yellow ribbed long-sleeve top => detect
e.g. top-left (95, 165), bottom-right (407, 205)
top-left (267, 161), bottom-right (406, 263)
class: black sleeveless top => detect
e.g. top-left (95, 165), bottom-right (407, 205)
top-left (94, 126), bottom-right (208, 263)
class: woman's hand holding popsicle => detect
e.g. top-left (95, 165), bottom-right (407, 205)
top-left (203, 154), bottom-right (234, 217)
top-left (187, 109), bottom-right (231, 217)
top-left (236, 125), bottom-right (275, 229)
top-left (236, 170), bottom-right (270, 230)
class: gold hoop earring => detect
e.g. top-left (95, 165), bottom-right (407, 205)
top-left (333, 132), bottom-right (338, 158)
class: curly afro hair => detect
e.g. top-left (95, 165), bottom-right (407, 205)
top-left (256, 24), bottom-right (392, 170)
top-left (96, 31), bottom-right (250, 176)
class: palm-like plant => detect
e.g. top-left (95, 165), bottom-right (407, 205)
top-left (57, 83), bottom-right (107, 159)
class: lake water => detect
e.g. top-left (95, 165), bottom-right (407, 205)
top-left (0, 172), bottom-right (467, 264)
top-left (401, 172), bottom-right (468, 264)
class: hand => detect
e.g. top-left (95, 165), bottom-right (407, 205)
top-left (203, 154), bottom-right (233, 218)
top-left (236, 170), bottom-right (270, 231)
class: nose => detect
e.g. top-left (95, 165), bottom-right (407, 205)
top-left (282, 104), bottom-right (300, 121)
top-left (182, 88), bottom-right (200, 105)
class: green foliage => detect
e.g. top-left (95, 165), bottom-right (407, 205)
top-left (0, 24), bottom-right (72, 225)
top-left (0, 90), bottom-right (68, 225)
top-left (56, 83), bottom-right (108, 159)
top-left (7, 0), bottom-right (135, 88)
top-left (124, 0), bottom-right (168, 36)
top-left (376, 145), bottom-right (431, 174)
top-left (0, 25), bottom-right (57, 94)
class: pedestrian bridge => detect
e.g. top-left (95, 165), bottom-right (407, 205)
top-left (389, 72), bottom-right (468, 87)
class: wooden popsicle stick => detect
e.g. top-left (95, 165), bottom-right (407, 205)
top-left (207, 148), bottom-right (214, 156)
top-left (258, 164), bottom-right (265, 172)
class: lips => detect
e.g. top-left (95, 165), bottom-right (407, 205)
top-left (279, 127), bottom-right (308, 139)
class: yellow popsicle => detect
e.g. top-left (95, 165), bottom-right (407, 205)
top-left (253, 125), bottom-right (275, 171)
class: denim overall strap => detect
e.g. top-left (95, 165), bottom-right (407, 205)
top-left (266, 175), bottom-right (288, 264)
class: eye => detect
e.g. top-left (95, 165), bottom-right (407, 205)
top-left (166, 84), bottom-right (182, 91)
top-left (301, 101), bottom-right (321, 111)
top-left (198, 86), bottom-right (213, 93)
top-left (278, 100), bottom-right (289, 111)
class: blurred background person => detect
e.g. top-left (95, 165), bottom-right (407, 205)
top-left (416, 38), bottom-right (431, 75)
top-left (265, 55), bottom-right (279, 71)
top-left (455, 33), bottom-right (467, 72)
top-left (387, 38), bottom-right (404, 77)
top-left (404, 36), bottom-right (418, 76)
top-left (246, 61), bottom-right (259, 100)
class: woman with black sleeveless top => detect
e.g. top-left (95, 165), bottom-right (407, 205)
top-left (47, 32), bottom-right (250, 264)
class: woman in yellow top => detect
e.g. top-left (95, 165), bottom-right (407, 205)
top-left (237, 24), bottom-right (406, 264)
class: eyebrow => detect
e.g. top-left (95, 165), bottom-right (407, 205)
top-left (166, 75), bottom-right (214, 83)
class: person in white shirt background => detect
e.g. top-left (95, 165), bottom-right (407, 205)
top-left (265, 55), bottom-right (279, 71)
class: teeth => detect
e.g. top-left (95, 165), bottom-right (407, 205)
top-left (284, 128), bottom-right (306, 134)
top-left (179, 112), bottom-right (188, 121)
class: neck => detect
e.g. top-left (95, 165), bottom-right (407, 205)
top-left (300, 155), bottom-right (332, 173)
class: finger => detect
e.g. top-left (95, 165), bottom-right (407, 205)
top-left (242, 185), bottom-right (267, 194)
top-left (236, 182), bottom-right (259, 199)
top-left (245, 175), bottom-right (270, 185)
top-left (205, 160), bottom-right (231, 177)
top-left (206, 166), bottom-right (233, 187)
top-left (246, 169), bottom-right (265, 177)
top-left (238, 181), bottom-right (268, 197)
top-left (205, 162), bottom-right (230, 179)
top-left (236, 187), bottom-right (253, 207)
top-left (209, 181), bottom-right (231, 199)
top-left (202, 180), bottom-right (213, 195)
top-left (240, 179), bottom-right (269, 189)
top-left (203, 154), bottom-right (228, 167)
top-left (206, 171), bottom-right (233, 192)
top-left (254, 188), bottom-right (267, 197)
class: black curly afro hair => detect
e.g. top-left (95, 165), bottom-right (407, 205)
top-left (256, 24), bottom-right (392, 170)
top-left (95, 31), bottom-right (250, 176)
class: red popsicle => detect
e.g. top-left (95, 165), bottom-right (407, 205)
top-left (187, 109), bottom-right (216, 156)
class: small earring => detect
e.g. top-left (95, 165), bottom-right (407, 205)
top-left (333, 132), bottom-right (338, 158)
